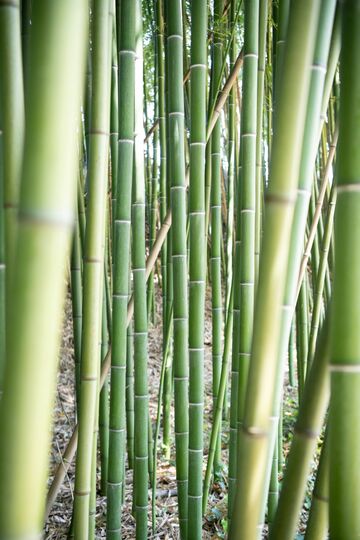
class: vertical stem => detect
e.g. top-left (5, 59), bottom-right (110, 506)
top-left (71, 207), bottom-right (83, 407)
top-left (305, 430), bottom-right (329, 540)
top-left (270, 320), bottom-right (330, 540)
top-left (0, 1), bottom-right (88, 536)
top-left (188, 0), bottom-right (207, 537)
top-left (329, 2), bottom-right (360, 537)
top-left (255, 0), bottom-right (268, 287)
top-left (74, 0), bottom-right (110, 536)
top-left (107, 1), bottom-right (135, 537)
top-left (210, 0), bottom-right (225, 477)
top-left (166, 1), bottom-right (189, 536)
top-left (230, 3), bottom-right (320, 538)
top-left (0, 0), bottom-right (25, 293)
top-left (236, 0), bottom-right (258, 452)
top-left (133, 2), bottom-right (149, 536)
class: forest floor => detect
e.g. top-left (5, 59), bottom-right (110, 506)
top-left (45, 284), bottom-right (312, 539)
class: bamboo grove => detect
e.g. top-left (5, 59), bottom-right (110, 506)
top-left (0, 0), bottom-right (359, 539)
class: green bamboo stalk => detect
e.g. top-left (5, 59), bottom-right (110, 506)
top-left (229, 3), bottom-right (321, 538)
top-left (270, 319), bottom-right (330, 540)
top-left (288, 315), bottom-right (296, 387)
top-left (272, 0), bottom-right (289, 113)
top-left (0, 111), bottom-right (4, 394)
top-left (100, 278), bottom-right (110, 496)
top-left (255, 0), bottom-right (268, 286)
top-left (77, 174), bottom-right (87, 251)
top-left (258, 1), bottom-right (337, 531)
top-left (266, 1), bottom-right (272, 158)
top-left (203, 282), bottom-right (234, 513)
top-left (210, 0), bottom-right (225, 479)
top-left (155, 0), bottom-right (168, 416)
top-left (329, 2), bottom-right (360, 537)
top-left (162, 301), bottom-right (173, 458)
top-left (84, 45), bottom-right (93, 165)
top-left (162, 0), bottom-right (173, 459)
top-left (305, 429), bottom-right (329, 540)
top-left (89, 399), bottom-right (100, 539)
top-left (296, 276), bottom-right (309, 400)
top-left (166, 2), bottom-right (189, 538)
top-left (0, 1), bottom-right (88, 536)
top-left (309, 181), bottom-right (321, 294)
top-left (267, 435), bottom-right (279, 533)
top-left (146, 68), bottom-right (159, 324)
top-left (225, 0), bottom-right (237, 318)
top-left (228, 176), bottom-right (240, 515)
top-left (110, 16), bottom-right (119, 235)
top-left (92, 0), bottom-right (114, 524)
top-left (236, 0), bottom-right (258, 453)
top-left (107, 0), bottom-right (136, 536)
top-left (73, 0), bottom-right (111, 536)
top-left (20, 0), bottom-right (31, 87)
top-left (204, 135), bottom-right (212, 249)
top-left (70, 210), bottom-right (83, 406)
top-left (320, 131), bottom-right (333, 308)
top-left (152, 303), bottom-right (173, 531)
top-left (133, 2), bottom-right (149, 536)
top-left (229, 0), bottom-right (259, 523)
top-left (188, 1), bottom-right (207, 537)
top-left (126, 318), bottom-right (135, 470)
top-left (0, 0), bottom-right (25, 293)
top-left (227, 10), bottom-right (244, 516)
top-left (148, 412), bottom-right (154, 488)
top-left (144, 86), bottom-right (152, 234)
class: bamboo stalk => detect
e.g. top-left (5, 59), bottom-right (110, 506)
top-left (0, 0), bottom-right (25, 295)
top-left (329, 2), bottom-right (360, 536)
top-left (166, 2), bottom-right (189, 538)
top-left (254, 0), bottom-right (268, 286)
top-left (73, 1), bottom-right (111, 535)
top-left (304, 429), bottom-right (329, 540)
top-left (133, 3), bottom-right (149, 537)
top-left (107, 1), bottom-right (136, 536)
top-left (0, 115), bottom-right (4, 393)
top-left (260, 6), bottom-right (338, 523)
top-left (203, 282), bottom-right (234, 512)
top-left (270, 320), bottom-right (330, 540)
top-left (151, 303), bottom-right (173, 530)
top-left (188, 1), bottom-right (207, 536)
top-left (210, 0), bottom-right (225, 479)
top-left (0, 1), bottom-right (88, 536)
top-left (230, 3), bottom-right (321, 537)
top-left (70, 208), bottom-right (83, 406)
top-left (236, 0), bottom-right (259, 460)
